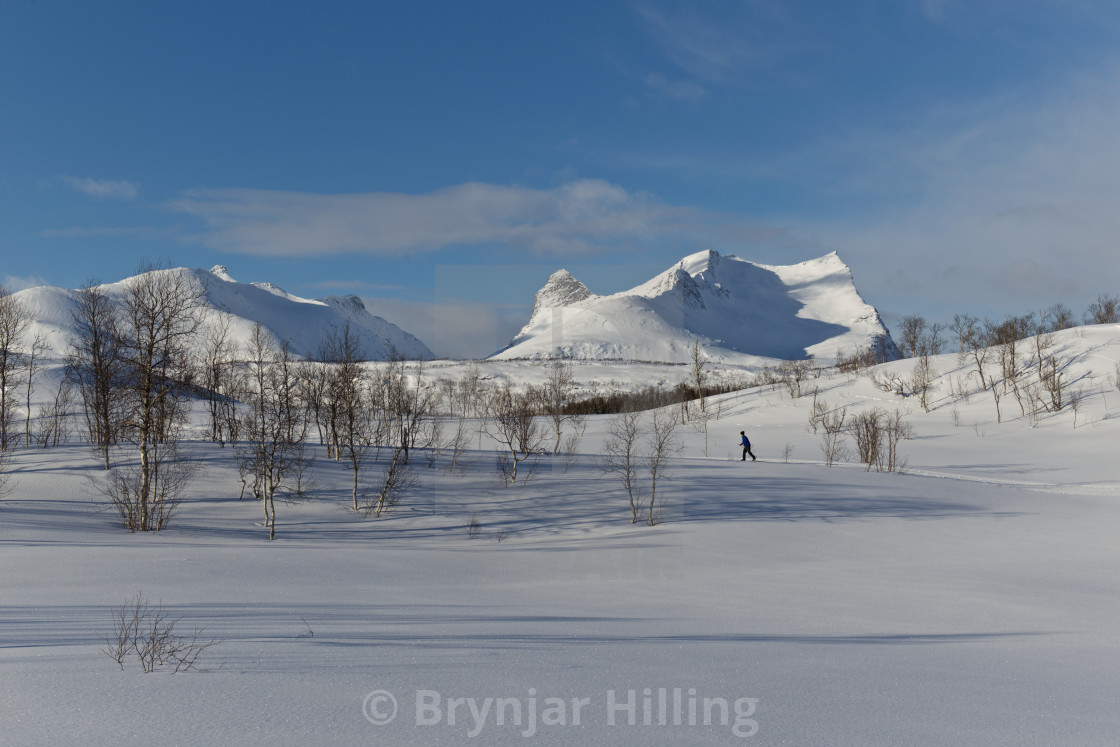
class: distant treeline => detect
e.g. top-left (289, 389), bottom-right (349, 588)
top-left (564, 381), bottom-right (745, 416)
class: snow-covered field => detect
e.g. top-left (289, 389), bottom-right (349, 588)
top-left (3, 325), bottom-right (1119, 745)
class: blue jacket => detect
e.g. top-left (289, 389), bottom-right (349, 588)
top-left (740, 434), bottom-right (750, 447)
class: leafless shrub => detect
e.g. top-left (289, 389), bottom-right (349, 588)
top-left (818, 406), bottom-right (848, 467)
top-left (807, 389), bottom-right (827, 434)
top-left (881, 409), bottom-right (913, 473)
top-left (836, 344), bottom-right (881, 376)
top-left (36, 376), bottom-right (75, 448)
top-left (424, 419), bottom-right (445, 469)
top-left (560, 430), bottom-right (581, 472)
top-left (0, 447), bottom-right (12, 501)
top-left (869, 370), bottom-right (906, 396)
top-left (1041, 354), bottom-right (1066, 412)
top-left (466, 511), bottom-right (481, 539)
top-left (486, 382), bottom-right (544, 486)
top-left (1044, 303), bottom-right (1076, 331)
top-left (908, 354), bottom-right (936, 412)
top-left (778, 358), bottom-right (816, 399)
top-left (366, 447), bottom-right (418, 517)
top-left (601, 411), bottom-right (644, 523)
top-left (1085, 293), bottom-right (1119, 325)
top-left (106, 444), bottom-right (196, 532)
top-left (851, 410), bottom-right (881, 470)
top-left (897, 315), bottom-right (944, 359)
top-left (103, 591), bottom-right (217, 673)
top-left (1070, 388), bottom-right (1085, 428)
top-left (782, 443), bottom-right (795, 463)
top-left (850, 408), bottom-right (911, 472)
top-left (443, 415), bottom-right (475, 475)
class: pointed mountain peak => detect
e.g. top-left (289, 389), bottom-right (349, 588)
top-left (531, 269), bottom-right (593, 318)
top-left (322, 294), bottom-right (367, 315)
top-left (210, 264), bottom-right (235, 282)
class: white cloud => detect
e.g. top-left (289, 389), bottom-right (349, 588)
top-left (3, 274), bottom-right (49, 292)
top-left (812, 66), bottom-right (1120, 319)
top-left (58, 176), bottom-right (139, 200)
top-left (168, 179), bottom-right (699, 258)
top-left (39, 226), bottom-right (158, 239)
top-left (643, 73), bottom-right (707, 103)
top-left (634, 0), bottom-right (796, 85)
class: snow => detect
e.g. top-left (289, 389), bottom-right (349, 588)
top-left (2, 323), bottom-right (1120, 744)
top-left (494, 250), bottom-right (897, 364)
top-left (13, 265), bottom-right (434, 361)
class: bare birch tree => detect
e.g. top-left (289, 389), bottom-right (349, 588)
top-left (22, 332), bottom-right (47, 446)
top-left (111, 264), bottom-right (204, 531)
top-left (645, 408), bottom-right (680, 526)
top-left (540, 359), bottom-right (582, 454)
top-left (199, 313), bottom-right (239, 445)
top-left (601, 410), bottom-right (644, 523)
top-left (68, 280), bottom-right (126, 469)
top-left (487, 382), bottom-right (544, 485)
top-left (236, 324), bottom-right (312, 539)
top-left (322, 325), bottom-right (376, 511)
top-left (0, 285), bottom-right (31, 452)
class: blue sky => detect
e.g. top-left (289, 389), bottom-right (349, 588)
top-left (4, 0), bottom-right (1120, 357)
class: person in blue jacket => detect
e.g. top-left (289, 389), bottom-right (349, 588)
top-left (740, 431), bottom-right (756, 461)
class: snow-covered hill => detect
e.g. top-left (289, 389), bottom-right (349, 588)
top-left (14, 265), bottom-right (434, 361)
top-left (491, 250), bottom-right (897, 364)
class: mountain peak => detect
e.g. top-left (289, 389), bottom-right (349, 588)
top-left (494, 250), bottom-right (896, 364)
top-left (322, 294), bottom-right (367, 314)
top-left (530, 269), bottom-right (593, 318)
top-left (210, 265), bottom-right (235, 282)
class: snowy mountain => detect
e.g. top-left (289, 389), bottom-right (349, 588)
top-left (491, 250), bottom-right (897, 364)
top-left (14, 265), bottom-right (434, 361)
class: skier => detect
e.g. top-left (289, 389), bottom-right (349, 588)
top-left (739, 431), bottom-right (756, 462)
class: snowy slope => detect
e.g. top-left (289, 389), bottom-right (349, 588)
top-left (2, 323), bottom-right (1119, 744)
top-left (13, 265), bottom-right (434, 361)
top-left (492, 250), bottom-right (897, 364)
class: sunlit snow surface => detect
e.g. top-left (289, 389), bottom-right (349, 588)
top-left (2, 325), bottom-right (1120, 744)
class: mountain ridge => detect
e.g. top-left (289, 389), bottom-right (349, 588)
top-left (491, 250), bottom-right (897, 364)
top-left (13, 265), bottom-right (434, 361)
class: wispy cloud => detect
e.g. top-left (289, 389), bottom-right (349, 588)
top-left (58, 176), bottom-right (139, 200)
top-left (643, 73), bottom-right (706, 103)
top-left (3, 274), bottom-right (49, 292)
top-left (168, 179), bottom-right (705, 258)
top-left (634, 0), bottom-right (797, 85)
top-left (811, 65), bottom-right (1120, 318)
top-left (39, 226), bottom-right (160, 239)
